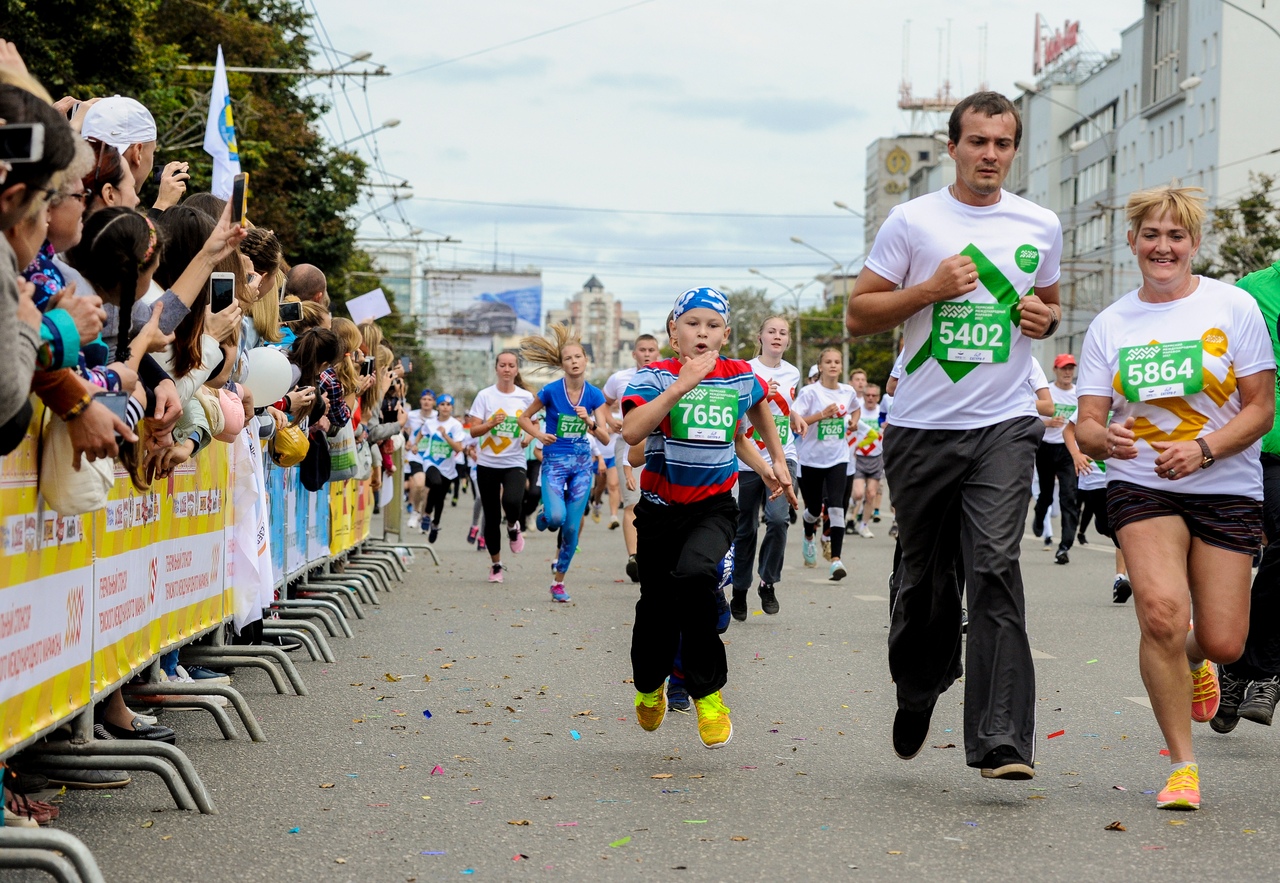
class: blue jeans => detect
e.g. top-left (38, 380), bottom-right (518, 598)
top-left (539, 449), bottom-right (594, 575)
top-left (732, 459), bottom-right (796, 593)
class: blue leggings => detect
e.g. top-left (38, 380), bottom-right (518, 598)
top-left (539, 449), bottom-right (595, 575)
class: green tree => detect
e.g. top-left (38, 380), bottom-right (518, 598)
top-left (723, 286), bottom-right (776, 360)
top-left (1195, 173), bottom-right (1280, 281)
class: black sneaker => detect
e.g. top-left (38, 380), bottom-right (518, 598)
top-left (1054, 549), bottom-right (1069, 565)
top-left (1077, 532), bottom-right (1088, 546)
top-left (1238, 675), bottom-right (1280, 726)
top-left (979, 745), bottom-right (1034, 780)
top-left (892, 705), bottom-right (933, 760)
top-left (625, 554), bottom-right (640, 583)
top-left (1112, 575), bottom-right (1132, 604)
top-left (730, 590), bottom-right (748, 621)
top-left (758, 582), bottom-right (780, 615)
top-left (1211, 667), bottom-right (1251, 734)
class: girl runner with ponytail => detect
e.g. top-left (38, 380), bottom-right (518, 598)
top-left (468, 351), bottom-right (535, 582)
top-left (792, 347), bottom-right (862, 580)
top-left (730, 315), bottom-right (805, 619)
top-left (518, 324), bottom-right (612, 602)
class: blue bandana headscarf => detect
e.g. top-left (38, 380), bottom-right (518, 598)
top-left (436, 393), bottom-right (454, 406)
top-left (672, 286), bottom-right (730, 321)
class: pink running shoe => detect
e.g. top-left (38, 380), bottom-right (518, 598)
top-left (467, 525), bottom-right (478, 544)
top-left (488, 563), bottom-right (504, 583)
top-left (550, 582), bottom-right (571, 603)
top-left (509, 527), bottom-right (525, 554)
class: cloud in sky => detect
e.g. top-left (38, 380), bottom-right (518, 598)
top-left (307, 0), bottom-right (1145, 331)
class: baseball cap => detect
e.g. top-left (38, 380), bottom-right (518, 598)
top-left (80, 97), bottom-right (157, 151)
top-left (1053, 354), bottom-right (1077, 368)
top-left (420, 388), bottom-right (436, 400)
top-left (808, 364), bottom-right (819, 379)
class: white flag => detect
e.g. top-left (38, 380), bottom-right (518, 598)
top-left (202, 45), bottom-right (241, 200)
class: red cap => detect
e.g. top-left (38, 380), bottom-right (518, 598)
top-left (1053, 354), bottom-right (1077, 368)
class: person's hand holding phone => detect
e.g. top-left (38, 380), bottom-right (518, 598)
top-left (200, 200), bottom-right (248, 266)
top-left (153, 161), bottom-right (190, 211)
top-left (205, 299), bottom-right (242, 342)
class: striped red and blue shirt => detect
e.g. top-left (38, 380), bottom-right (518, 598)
top-left (622, 356), bottom-right (765, 506)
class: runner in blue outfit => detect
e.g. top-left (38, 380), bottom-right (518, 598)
top-left (518, 323), bottom-right (613, 603)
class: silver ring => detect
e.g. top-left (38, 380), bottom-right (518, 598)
top-left (1168, 468), bottom-right (1177, 478)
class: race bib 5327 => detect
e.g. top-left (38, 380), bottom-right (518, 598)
top-left (490, 414), bottom-right (520, 439)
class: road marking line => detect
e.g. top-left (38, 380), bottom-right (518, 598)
top-left (1030, 649), bottom-right (1056, 659)
top-left (1125, 696), bottom-right (1153, 709)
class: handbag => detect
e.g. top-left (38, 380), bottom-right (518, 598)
top-left (354, 438), bottom-right (373, 481)
top-left (301, 425), bottom-right (332, 491)
top-left (327, 420), bottom-right (359, 481)
top-left (39, 410), bottom-right (113, 516)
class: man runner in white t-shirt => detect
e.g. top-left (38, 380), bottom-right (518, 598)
top-left (847, 91), bottom-right (1063, 781)
top-left (1031, 354), bottom-right (1080, 564)
top-left (603, 334), bottom-right (661, 582)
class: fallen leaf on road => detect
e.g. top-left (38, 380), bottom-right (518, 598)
top-left (1105, 821), bottom-right (1126, 831)
top-left (1027, 795), bottom-right (1046, 800)
top-left (688, 774), bottom-right (705, 779)
top-left (319, 783), bottom-right (335, 789)
top-left (440, 663), bottom-right (453, 669)
top-left (651, 773), bottom-right (674, 779)
top-left (575, 710), bottom-right (594, 716)
top-left (1168, 820), bottom-right (1187, 826)
top-left (888, 850), bottom-right (902, 855)
top-left (422, 674), bottom-right (431, 682)
top-left (933, 743), bottom-right (956, 749)
top-left (334, 858), bottom-right (346, 864)
top-left (141, 821), bottom-right (153, 828)
top-left (509, 819), bottom-right (531, 826)
top-left (730, 836), bottom-right (749, 841)
top-left (161, 835), bottom-right (172, 841)
top-left (384, 673), bottom-right (401, 682)
top-left (609, 836), bottom-right (631, 847)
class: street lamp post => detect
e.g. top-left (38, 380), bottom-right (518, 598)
top-left (790, 236), bottom-right (861, 371)
top-left (333, 118), bottom-right (401, 149)
top-left (749, 268), bottom-right (818, 370)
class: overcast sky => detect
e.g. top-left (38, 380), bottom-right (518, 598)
top-left (306, 0), bottom-right (1142, 334)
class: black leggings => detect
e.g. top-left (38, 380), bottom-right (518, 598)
top-left (522, 459), bottom-right (543, 523)
top-left (476, 465), bottom-right (526, 554)
top-left (425, 465), bottom-right (449, 525)
top-left (799, 463), bottom-right (847, 560)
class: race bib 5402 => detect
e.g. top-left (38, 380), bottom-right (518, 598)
top-left (931, 302), bottom-right (1012, 364)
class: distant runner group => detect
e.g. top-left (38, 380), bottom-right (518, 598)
top-left (398, 89), bottom-right (1280, 816)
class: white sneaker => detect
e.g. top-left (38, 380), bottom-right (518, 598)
top-left (829, 559), bottom-right (847, 581)
top-left (858, 523), bottom-right (874, 539)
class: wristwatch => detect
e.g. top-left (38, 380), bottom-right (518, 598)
top-left (1196, 438), bottom-right (1215, 469)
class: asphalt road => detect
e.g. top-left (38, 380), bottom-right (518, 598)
top-left (9, 492), bottom-right (1280, 882)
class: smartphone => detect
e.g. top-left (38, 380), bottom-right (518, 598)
top-left (0, 123), bottom-right (45, 163)
top-left (97, 391), bottom-right (131, 423)
top-left (399, 356), bottom-right (412, 373)
top-left (360, 356), bottom-right (375, 377)
top-left (278, 300), bottom-right (302, 322)
top-left (210, 272), bottom-right (236, 313)
top-left (230, 172), bottom-right (248, 227)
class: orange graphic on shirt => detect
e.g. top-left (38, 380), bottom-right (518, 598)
top-left (1110, 330), bottom-right (1235, 447)
top-left (480, 408), bottom-right (524, 454)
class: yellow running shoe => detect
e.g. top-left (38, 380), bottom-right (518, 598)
top-left (634, 685), bottom-right (666, 732)
top-left (1156, 763), bottom-right (1200, 810)
top-left (1191, 659), bottom-right (1220, 722)
top-left (693, 690), bottom-right (733, 748)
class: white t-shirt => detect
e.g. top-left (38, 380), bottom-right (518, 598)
top-left (1077, 277), bottom-right (1275, 499)
top-left (1067, 410), bottom-right (1108, 492)
top-left (1043, 383), bottom-right (1078, 445)
top-left (866, 187), bottom-right (1063, 430)
top-left (404, 408), bottom-right (433, 465)
top-left (468, 385), bottom-right (535, 470)
top-left (412, 415), bottom-right (466, 480)
top-left (850, 418), bottom-right (884, 473)
top-left (603, 366), bottom-right (637, 423)
top-left (792, 382), bottom-right (861, 469)
top-left (736, 357), bottom-right (801, 470)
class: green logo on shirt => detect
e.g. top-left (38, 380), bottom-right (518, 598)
top-left (1015, 244), bottom-right (1040, 273)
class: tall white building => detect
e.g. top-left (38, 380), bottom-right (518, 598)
top-left (545, 276), bottom-right (641, 378)
top-left (1016, 0), bottom-right (1280, 355)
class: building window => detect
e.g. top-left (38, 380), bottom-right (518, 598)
top-left (1210, 97), bottom-right (1217, 131)
top-left (1178, 115), bottom-right (1184, 146)
top-left (1211, 32), bottom-right (1218, 67)
top-left (1199, 104), bottom-right (1205, 135)
top-left (1147, 0), bottom-right (1184, 106)
top-left (1202, 37), bottom-right (1208, 73)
